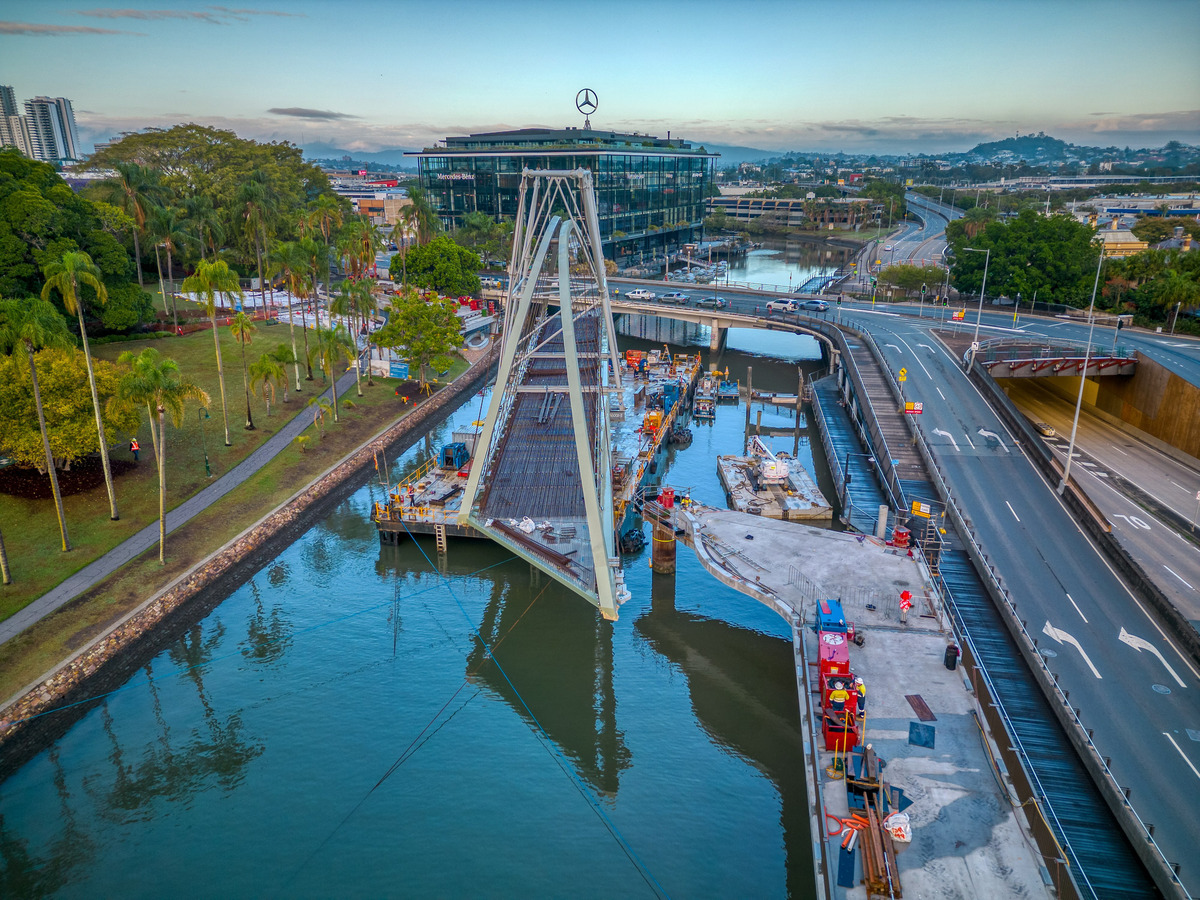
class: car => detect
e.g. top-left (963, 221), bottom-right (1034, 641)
top-left (799, 299), bottom-right (829, 311)
top-left (765, 299), bottom-right (799, 314)
top-left (625, 289), bottom-right (656, 301)
top-left (660, 291), bottom-right (689, 303)
top-left (695, 296), bottom-right (727, 309)
top-left (1034, 422), bottom-right (1056, 437)
top-left (883, 244), bottom-right (893, 252)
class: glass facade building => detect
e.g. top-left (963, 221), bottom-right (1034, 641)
top-left (411, 128), bottom-right (717, 268)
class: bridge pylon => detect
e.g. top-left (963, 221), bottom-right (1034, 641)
top-left (459, 169), bottom-right (629, 619)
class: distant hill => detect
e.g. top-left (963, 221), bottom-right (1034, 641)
top-left (697, 142), bottom-right (776, 165)
top-left (965, 133), bottom-right (1072, 162)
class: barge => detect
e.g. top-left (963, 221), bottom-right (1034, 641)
top-left (716, 436), bottom-right (832, 520)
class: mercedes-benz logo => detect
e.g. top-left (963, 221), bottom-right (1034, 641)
top-left (576, 89), bottom-right (598, 116)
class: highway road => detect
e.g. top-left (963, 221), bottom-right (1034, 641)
top-left (608, 277), bottom-right (1200, 893)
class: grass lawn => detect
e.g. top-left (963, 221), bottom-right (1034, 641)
top-left (0, 314), bottom-right (468, 622)
top-left (0, 347), bottom-right (472, 702)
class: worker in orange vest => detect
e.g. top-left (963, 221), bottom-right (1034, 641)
top-left (855, 676), bottom-right (866, 718)
top-left (130, 438), bottom-right (140, 461)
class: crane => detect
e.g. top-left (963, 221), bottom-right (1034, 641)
top-left (746, 435), bottom-right (790, 484)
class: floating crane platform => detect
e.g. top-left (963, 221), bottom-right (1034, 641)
top-left (716, 438), bottom-right (832, 521)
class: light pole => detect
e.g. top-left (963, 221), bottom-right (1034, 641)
top-left (962, 247), bottom-right (990, 347)
top-left (198, 406), bottom-right (212, 478)
top-left (1058, 252), bottom-right (1105, 496)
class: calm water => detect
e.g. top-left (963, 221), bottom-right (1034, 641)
top-left (0, 338), bottom-right (830, 899)
top-left (722, 238), bottom-right (854, 292)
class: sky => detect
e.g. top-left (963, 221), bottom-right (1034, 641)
top-left (2, 0), bottom-right (1199, 157)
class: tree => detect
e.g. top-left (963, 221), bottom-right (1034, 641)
top-left (390, 234), bottom-right (481, 296)
top-left (180, 258), bottom-right (242, 446)
top-left (182, 193), bottom-right (225, 262)
top-left (338, 217), bottom-right (383, 281)
top-left (307, 396), bottom-right (332, 438)
top-left (115, 348), bottom-right (209, 564)
top-left (41, 249), bottom-right (122, 520)
top-left (96, 162), bottom-right (164, 288)
top-left (0, 299), bottom-right (78, 551)
top-left (268, 342), bottom-right (296, 402)
top-left (373, 291), bottom-right (463, 387)
top-left (876, 263), bottom-right (930, 297)
top-left (248, 352), bottom-right (284, 416)
top-left (313, 324), bottom-right (353, 423)
top-left (236, 172), bottom-right (276, 307)
top-left (307, 193), bottom-right (345, 297)
top-left (404, 186), bottom-right (440, 245)
top-left (273, 240), bottom-right (309, 387)
top-left (149, 205), bottom-right (191, 330)
top-left (229, 311), bottom-right (258, 430)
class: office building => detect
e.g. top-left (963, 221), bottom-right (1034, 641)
top-left (24, 96), bottom-right (80, 163)
top-left (410, 127), bottom-right (717, 267)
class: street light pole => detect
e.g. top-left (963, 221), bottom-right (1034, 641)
top-left (1058, 252), bottom-right (1105, 496)
top-left (962, 247), bottom-right (990, 347)
top-left (198, 406), bottom-right (212, 478)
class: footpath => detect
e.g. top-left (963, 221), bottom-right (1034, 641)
top-left (0, 369), bottom-right (359, 648)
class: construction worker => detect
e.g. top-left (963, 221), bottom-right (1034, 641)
top-left (130, 438), bottom-right (139, 462)
top-left (829, 681), bottom-right (849, 713)
top-left (855, 677), bottom-right (866, 717)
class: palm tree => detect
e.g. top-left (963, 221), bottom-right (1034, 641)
top-left (180, 258), bottom-right (242, 446)
top-left (405, 186), bottom-right (440, 245)
top-left (98, 162), bottom-right (164, 288)
top-left (237, 172), bottom-right (276, 307)
top-left (116, 350), bottom-right (209, 564)
top-left (229, 311), bottom-right (257, 430)
top-left (268, 342), bottom-right (296, 402)
top-left (308, 194), bottom-right (344, 299)
top-left (338, 217), bottom-right (384, 281)
top-left (274, 240), bottom-right (310, 387)
top-left (248, 352), bottom-right (284, 416)
top-left (183, 194), bottom-right (224, 262)
top-left (150, 206), bottom-right (191, 331)
top-left (331, 280), bottom-right (364, 397)
top-left (307, 396), bottom-right (332, 438)
top-left (315, 324), bottom-right (354, 423)
top-left (41, 250), bottom-right (121, 521)
top-left (0, 298), bottom-right (77, 551)
top-left (300, 235), bottom-right (327, 380)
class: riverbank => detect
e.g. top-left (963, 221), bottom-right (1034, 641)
top-left (0, 343), bottom-right (499, 761)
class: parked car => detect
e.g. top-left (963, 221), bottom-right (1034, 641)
top-left (1034, 422), bottom-right (1056, 437)
top-left (695, 296), bottom-right (727, 309)
top-left (799, 299), bottom-right (829, 311)
top-left (765, 299), bottom-right (799, 314)
top-left (660, 291), bottom-right (689, 303)
top-left (625, 289), bottom-right (656, 301)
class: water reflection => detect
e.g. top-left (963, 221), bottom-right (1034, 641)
top-left (635, 577), bottom-right (812, 899)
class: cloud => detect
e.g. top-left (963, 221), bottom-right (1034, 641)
top-left (76, 6), bottom-right (303, 24)
top-left (1068, 109), bottom-right (1200, 134)
top-left (0, 20), bottom-right (145, 35)
top-left (268, 107), bottom-right (359, 121)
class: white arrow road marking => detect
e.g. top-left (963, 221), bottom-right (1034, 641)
top-left (885, 343), bottom-right (902, 352)
top-left (933, 428), bottom-right (959, 451)
top-left (1163, 733), bottom-right (1200, 781)
top-left (1066, 593), bottom-right (1088, 623)
top-left (977, 428), bottom-right (1009, 452)
top-left (918, 343), bottom-right (936, 353)
top-left (1043, 621), bottom-right (1104, 679)
top-left (1119, 627), bottom-right (1186, 687)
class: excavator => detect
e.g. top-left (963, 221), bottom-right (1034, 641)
top-left (746, 435), bottom-right (790, 484)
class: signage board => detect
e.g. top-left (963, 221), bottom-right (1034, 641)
top-left (911, 501), bottom-right (932, 518)
top-left (389, 360), bottom-right (410, 379)
top-left (904, 401), bottom-right (923, 415)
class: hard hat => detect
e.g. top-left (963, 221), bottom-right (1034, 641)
top-left (855, 676), bottom-right (864, 685)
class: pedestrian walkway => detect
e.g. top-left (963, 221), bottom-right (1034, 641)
top-left (0, 369), bottom-right (359, 647)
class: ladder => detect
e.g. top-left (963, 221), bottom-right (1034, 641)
top-left (435, 522), bottom-right (448, 554)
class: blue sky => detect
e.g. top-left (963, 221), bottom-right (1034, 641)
top-left (3, 0), bottom-right (1198, 155)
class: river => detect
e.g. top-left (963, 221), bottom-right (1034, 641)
top-left (0, 332), bottom-right (831, 899)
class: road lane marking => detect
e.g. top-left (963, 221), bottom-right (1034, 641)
top-left (1066, 593), bottom-right (1088, 623)
top-left (893, 334), bottom-right (933, 378)
top-left (1163, 566), bottom-right (1196, 591)
top-left (1042, 621), bottom-right (1103, 678)
top-left (977, 428), bottom-right (1009, 452)
top-left (1120, 627), bottom-right (1187, 687)
top-left (1111, 446), bottom-right (1128, 455)
top-left (936, 387), bottom-right (946, 400)
top-left (1163, 733), bottom-right (1200, 781)
top-left (1170, 480), bottom-right (1188, 491)
top-left (1005, 501), bottom-right (1020, 522)
top-left (933, 428), bottom-right (959, 451)
top-left (964, 433), bottom-right (976, 449)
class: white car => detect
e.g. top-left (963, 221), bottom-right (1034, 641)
top-left (625, 289), bottom-right (656, 301)
top-left (765, 299), bottom-right (799, 314)
top-left (660, 291), bottom-right (690, 303)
